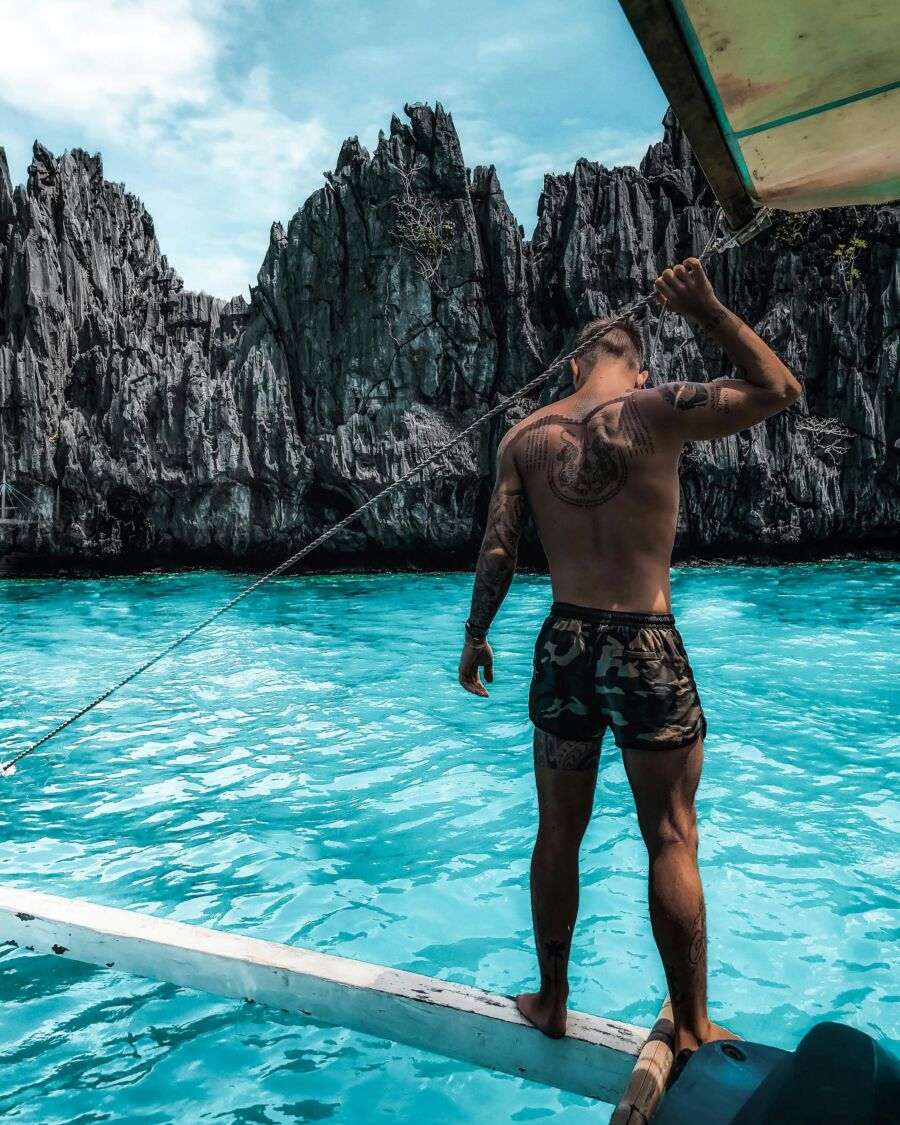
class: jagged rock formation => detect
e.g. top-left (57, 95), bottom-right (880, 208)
top-left (0, 104), bottom-right (897, 570)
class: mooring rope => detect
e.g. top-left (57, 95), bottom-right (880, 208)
top-left (1, 215), bottom-right (740, 776)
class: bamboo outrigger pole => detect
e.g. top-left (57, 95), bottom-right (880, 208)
top-left (611, 998), bottom-right (675, 1124)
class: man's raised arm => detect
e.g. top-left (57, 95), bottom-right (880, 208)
top-left (644, 258), bottom-right (803, 442)
top-left (458, 432), bottom-right (527, 698)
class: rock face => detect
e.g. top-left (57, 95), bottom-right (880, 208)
top-left (0, 104), bottom-right (898, 570)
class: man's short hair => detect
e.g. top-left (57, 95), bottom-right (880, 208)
top-left (572, 316), bottom-right (644, 371)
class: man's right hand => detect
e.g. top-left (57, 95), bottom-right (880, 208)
top-left (654, 258), bottom-right (724, 326)
top-left (458, 638), bottom-right (494, 698)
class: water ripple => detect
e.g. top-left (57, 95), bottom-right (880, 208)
top-left (0, 562), bottom-right (897, 1122)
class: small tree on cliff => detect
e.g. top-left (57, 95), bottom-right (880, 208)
top-left (391, 167), bottom-right (455, 285)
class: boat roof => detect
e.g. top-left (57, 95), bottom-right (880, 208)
top-left (620, 0), bottom-right (900, 229)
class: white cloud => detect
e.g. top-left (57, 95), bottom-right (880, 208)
top-left (174, 248), bottom-right (257, 296)
top-left (505, 128), bottom-right (659, 188)
top-left (455, 114), bottom-right (659, 229)
top-left (474, 28), bottom-right (569, 68)
top-left (0, 0), bottom-right (335, 296)
top-left (143, 85), bottom-right (333, 227)
top-left (0, 0), bottom-right (216, 132)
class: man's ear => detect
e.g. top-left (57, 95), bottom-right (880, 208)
top-left (569, 356), bottom-right (581, 388)
top-left (636, 368), bottom-right (650, 389)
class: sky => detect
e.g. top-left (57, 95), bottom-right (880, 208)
top-left (0, 0), bottom-right (668, 299)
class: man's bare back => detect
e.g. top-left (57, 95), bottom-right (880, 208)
top-left (505, 389), bottom-right (681, 613)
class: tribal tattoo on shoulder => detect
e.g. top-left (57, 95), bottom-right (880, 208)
top-left (620, 396), bottom-right (655, 457)
top-left (659, 383), bottom-right (709, 411)
top-left (659, 382), bottom-right (732, 414)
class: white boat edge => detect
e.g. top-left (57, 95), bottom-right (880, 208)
top-left (0, 886), bottom-right (650, 1104)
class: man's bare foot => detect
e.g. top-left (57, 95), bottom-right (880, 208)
top-left (674, 1020), bottom-right (741, 1055)
top-left (515, 991), bottom-right (568, 1039)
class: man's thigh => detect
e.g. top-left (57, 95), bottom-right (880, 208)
top-left (622, 737), bottom-right (704, 846)
top-left (534, 729), bottom-right (602, 771)
top-left (533, 730), bottom-right (600, 837)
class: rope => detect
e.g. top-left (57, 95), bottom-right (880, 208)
top-left (1, 222), bottom-right (731, 777)
top-left (648, 301), bottom-right (668, 371)
top-left (646, 211), bottom-right (721, 377)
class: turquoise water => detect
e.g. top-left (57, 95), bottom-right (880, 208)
top-left (0, 562), bottom-right (898, 1123)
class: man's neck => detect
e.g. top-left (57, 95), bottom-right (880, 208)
top-left (577, 366), bottom-right (635, 401)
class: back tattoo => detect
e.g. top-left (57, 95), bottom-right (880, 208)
top-left (516, 396), bottom-right (655, 509)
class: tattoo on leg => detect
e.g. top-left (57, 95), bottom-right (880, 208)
top-left (664, 894), bottom-right (705, 1008)
top-left (688, 893), bottom-right (707, 969)
top-left (665, 963), bottom-right (686, 1007)
top-left (534, 730), bottom-right (600, 770)
top-left (543, 938), bottom-right (568, 989)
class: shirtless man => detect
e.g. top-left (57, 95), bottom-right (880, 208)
top-left (457, 259), bottom-right (802, 1066)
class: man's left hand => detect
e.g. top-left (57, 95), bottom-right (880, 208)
top-left (458, 639), bottom-right (494, 697)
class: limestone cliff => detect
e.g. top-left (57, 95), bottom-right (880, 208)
top-left (0, 104), bottom-right (897, 569)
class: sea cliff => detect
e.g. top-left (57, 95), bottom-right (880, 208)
top-left (1, 104), bottom-right (897, 570)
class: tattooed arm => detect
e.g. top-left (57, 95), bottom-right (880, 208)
top-left (458, 432), bottom-right (527, 698)
top-left (648, 257), bottom-right (802, 442)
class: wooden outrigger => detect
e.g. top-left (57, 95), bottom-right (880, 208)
top-left (0, 887), bottom-right (672, 1111)
top-left (611, 1000), bottom-right (675, 1124)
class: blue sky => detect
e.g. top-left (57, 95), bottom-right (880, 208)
top-left (0, 0), bottom-right (667, 298)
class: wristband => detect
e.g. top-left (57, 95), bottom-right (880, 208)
top-left (465, 618), bottom-right (488, 643)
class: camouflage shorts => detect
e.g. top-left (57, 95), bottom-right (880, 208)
top-left (529, 602), bottom-right (706, 764)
